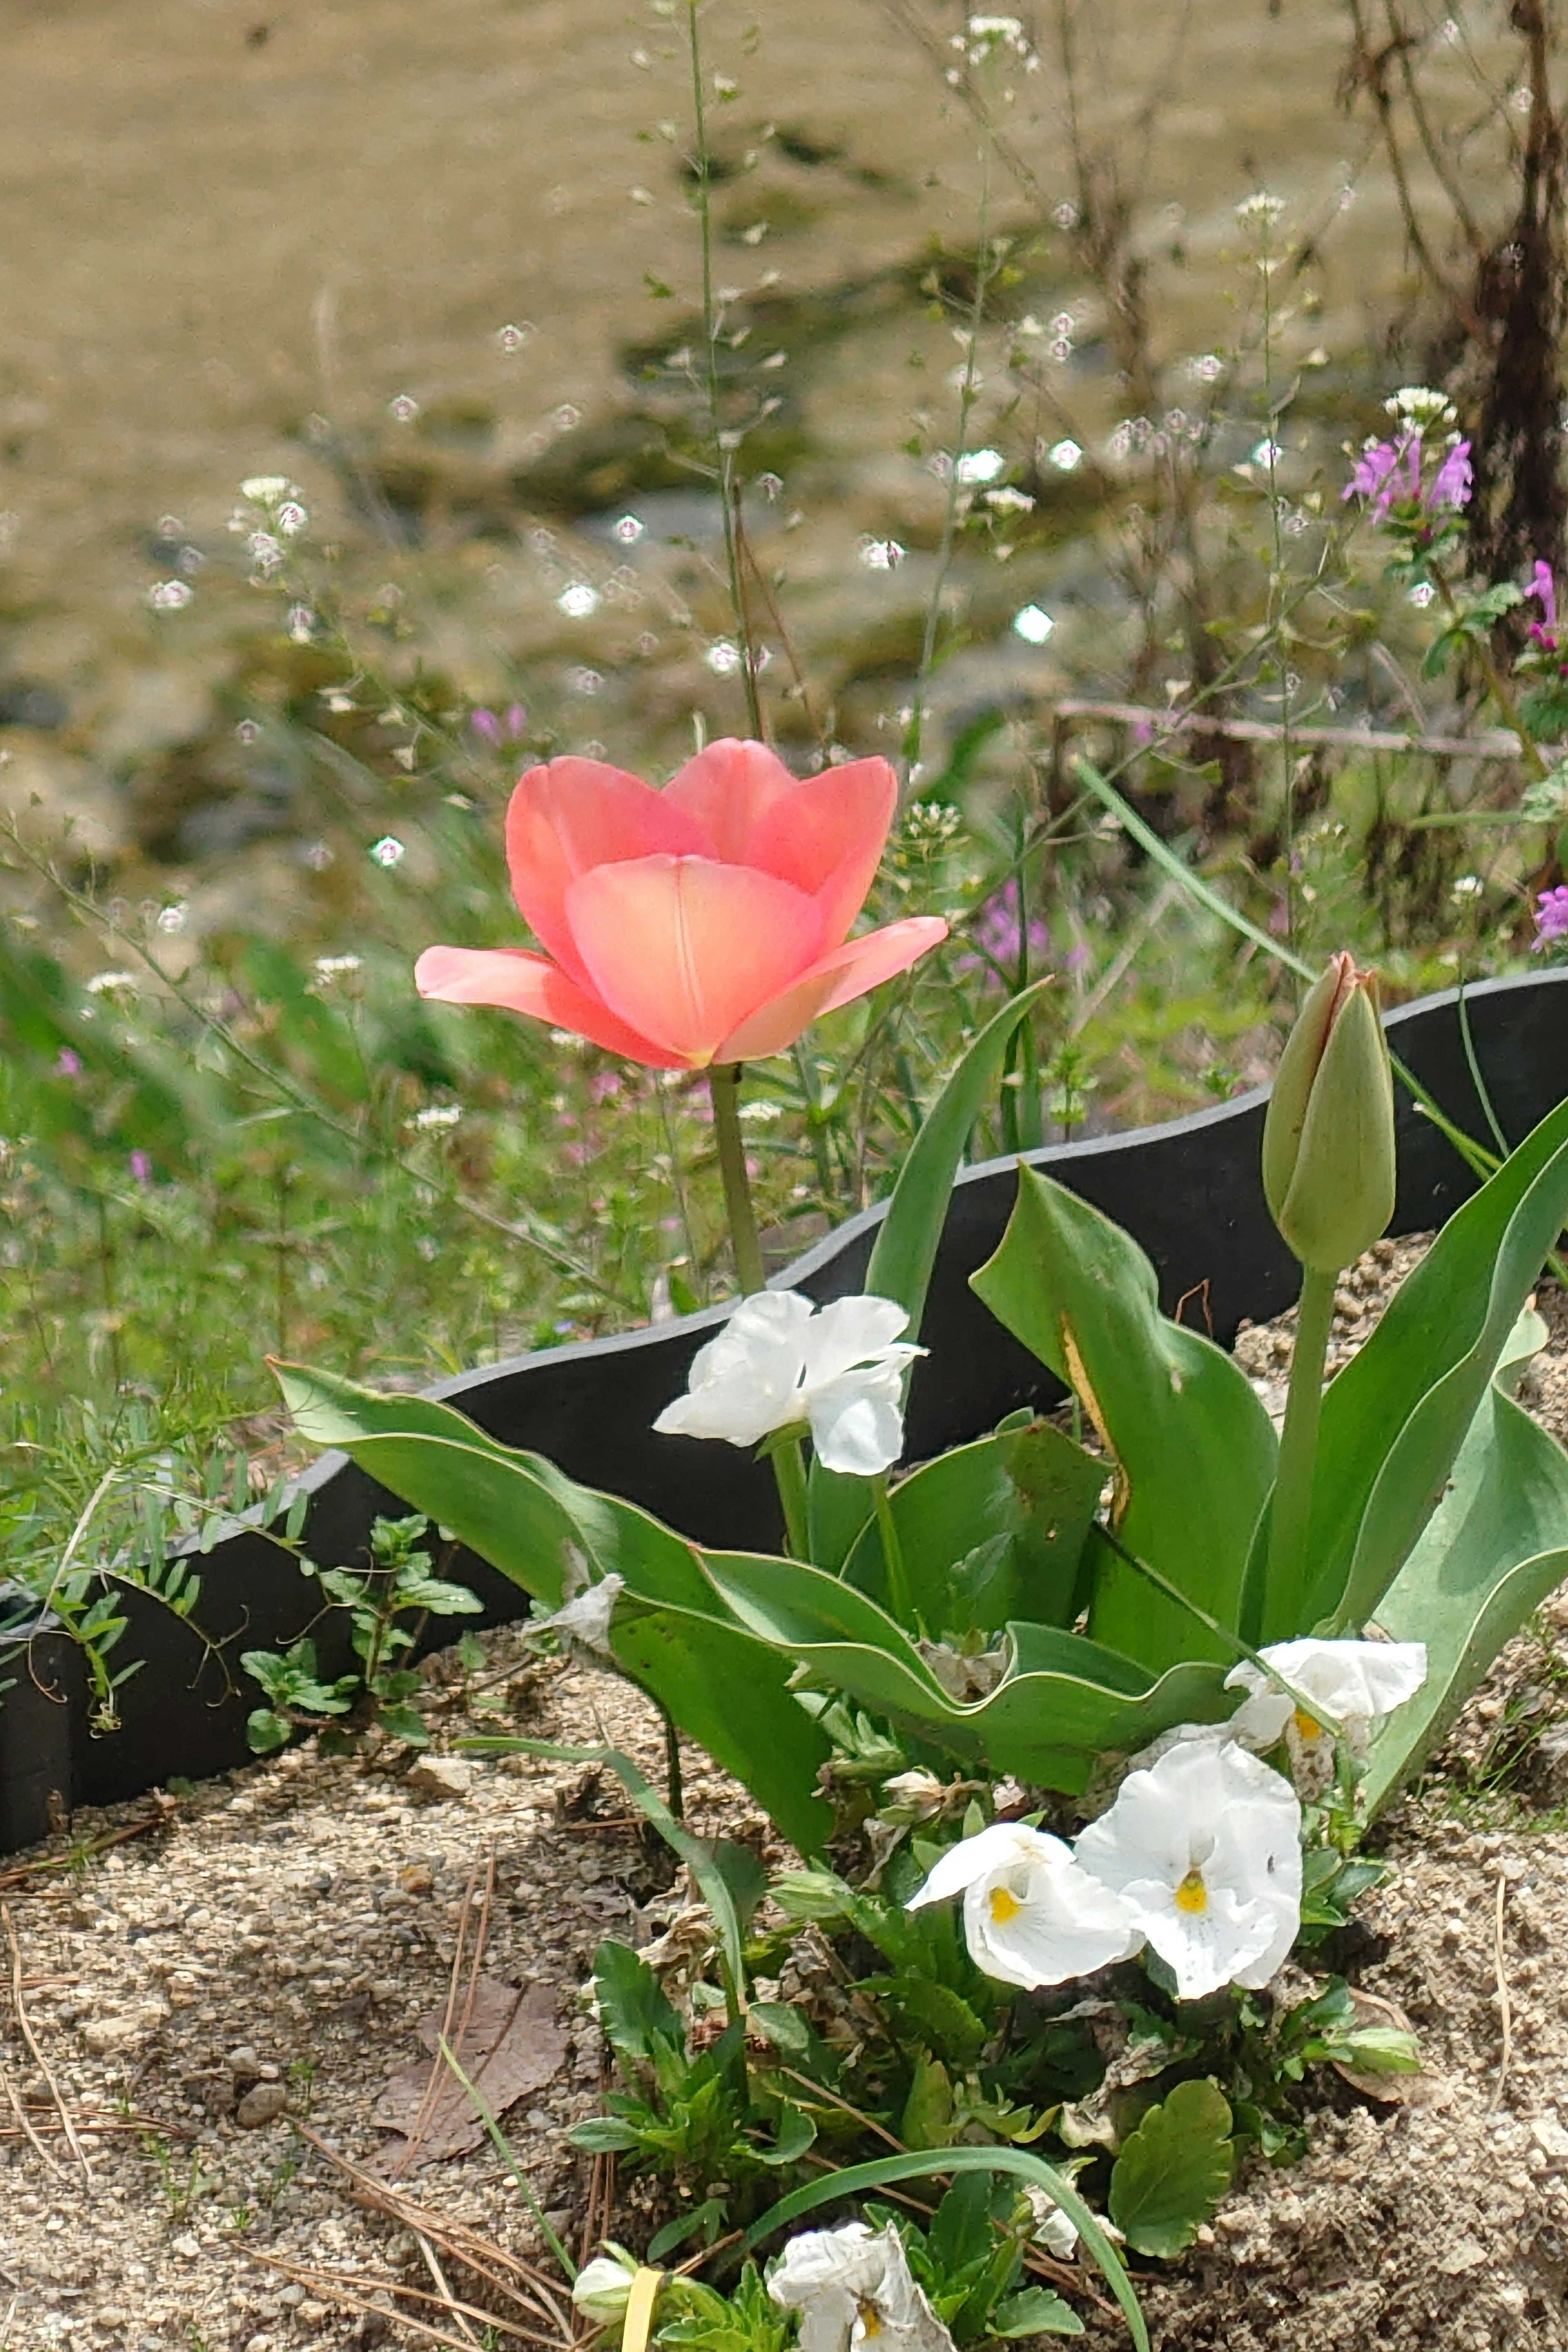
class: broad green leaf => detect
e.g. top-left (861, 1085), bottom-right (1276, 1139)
top-left (1107, 2078), bottom-right (1235, 2259)
top-left (809, 980), bottom-right (1052, 1572)
top-left (590, 1938), bottom-right (681, 2067)
top-left (901, 2054), bottom-right (955, 2149)
top-left (739, 2147), bottom-right (1147, 2352)
top-left (841, 1423), bottom-right (1103, 1633)
top-left (993, 2287), bottom-right (1084, 2338)
top-left (1361, 1380), bottom-right (1568, 1811)
top-left (1304, 1094), bottom-right (1568, 1635)
top-left (273, 1363), bottom-right (833, 1852)
top-left (696, 1551), bottom-right (1233, 1791)
top-left (971, 1167), bottom-right (1277, 1670)
top-left (857, 1975), bottom-right (989, 2068)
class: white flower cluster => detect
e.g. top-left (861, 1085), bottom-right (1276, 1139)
top-left (910, 1638), bottom-right (1426, 2001)
top-left (1385, 385), bottom-right (1457, 430)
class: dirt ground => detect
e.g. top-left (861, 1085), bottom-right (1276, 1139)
top-left (2, 1250), bottom-right (1568, 2352)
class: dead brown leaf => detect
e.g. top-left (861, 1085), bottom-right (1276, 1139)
top-left (374, 1978), bottom-right (567, 2165)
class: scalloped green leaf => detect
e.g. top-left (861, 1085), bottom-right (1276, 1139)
top-left (1108, 2078), bottom-right (1235, 2259)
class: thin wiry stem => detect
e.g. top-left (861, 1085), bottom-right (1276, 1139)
top-left (686, 0), bottom-right (764, 739)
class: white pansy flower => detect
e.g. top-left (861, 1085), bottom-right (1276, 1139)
top-left (533, 1573), bottom-right (624, 1655)
top-left (1074, 1740), bottom-right (1302, 2001)
top-left (1224, 1637), bottom-right (1428, 1792)
top-left (906, 1821), bottom-right (1143, 1990)
top-left (653, 1292), bottom-right (922, 1477)
top-left (768, 2222), bottom-right (956, 2352)
top-left (1024, 2184), bottom-right (1079, 2261)
top-left (572, 2250), bottom-right (638, 2326)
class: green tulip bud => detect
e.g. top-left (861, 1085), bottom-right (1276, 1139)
top-left (1262, 953), bottom-right (1396, 1274)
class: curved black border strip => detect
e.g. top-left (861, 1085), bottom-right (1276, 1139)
top-left (7, 967), bottom-right (1565, 1844)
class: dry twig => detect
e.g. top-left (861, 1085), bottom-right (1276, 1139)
top-left (1488, 1869), bottom-right (1514, 2115)
top-left (2, 1903), bottom-right (89, 2176)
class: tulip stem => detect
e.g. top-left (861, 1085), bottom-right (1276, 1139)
top-left (1265, 1264), bottom-right (1339, 1629)
top-left (872, 1475), bottom-right (915, 1628)
top-left (709, 1062), bottom-right (767, 1296)
top-left (773, 1437), bottom-right (811, 1561)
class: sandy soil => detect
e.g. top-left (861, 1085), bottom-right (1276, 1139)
top-left (2, 1250), bottom-right (1567, 2351)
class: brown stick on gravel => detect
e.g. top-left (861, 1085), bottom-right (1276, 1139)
top-left (251, 2248), bottom-right (571, 2350)
top-left (298, 2124), bottom-right (575, 2335)
top-left (396, 1848), bottom-right (497, 2175)
top-left (2, 1901), bottom-right (90, 2176)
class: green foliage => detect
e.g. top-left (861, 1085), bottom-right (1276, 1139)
top-left (240, 1514), bottom-right (482, 1754)
top-left (1107, 2079), bottom-right (1236, 2258)
top-left (970, 1165), bottom-right (1277, 1669)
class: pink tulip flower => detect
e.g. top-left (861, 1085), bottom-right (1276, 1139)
top-left (414, 740), bottom-right (948, 1069)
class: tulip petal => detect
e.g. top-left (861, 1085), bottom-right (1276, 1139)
top-left (563, 854), bottom-right (824, 1064)
top-left (504, 759), bottom-right (712, 983)
top-left (661, 737), bottom-right (800, 862)
top-left (414, 944), bottom-right (689, 1067)
top-left (716, 915), bottom-right (948, 1062)
top-left (746, 758), bottom-right (899, 944)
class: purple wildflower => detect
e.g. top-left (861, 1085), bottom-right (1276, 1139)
top-left (965, 880), bottom-right (1051, 973)
top-left (56, 1047), bottom-right (82, 1078)
top-left (1428, 438), bottom-right (1472, 513)
top-left (1344, 437), bottom-right (1401, 517)
top-left (1534, 886), bottom-right (1568, 949)
top-left (470, 703), bottom-right (528, 747)
top-left (129, 1149), bottom-right (153, 1185)
top-left (1527, 559), bottom-right (1558, 649)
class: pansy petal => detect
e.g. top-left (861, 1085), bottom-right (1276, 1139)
top-left (966, 1864), bottom-right (1142, 1988)
top-left (806, 1363), bottom-right (906, 1476)
top-left (564, 855), bottom-right (823, 1065)
top-left (715, 916), bottom-right (949, 1063)
top-left (746, 759), bottom-right (899, 944)
top-left (413, 945), bottom-right (688, 1067)
top-left (504, 759), bottom-right (712, 983)
top-left (662, 737), bottom-right (800, 862)
top-left (798, 1294), bottom-right (912, 1387)
top-left (907, 1822), bottom-right (1062, 1908)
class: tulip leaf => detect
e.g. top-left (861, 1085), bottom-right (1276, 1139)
top-left (695, 1551), bottom-right (1232, 1791)
top-left (270, 1361), bottom-right (833, 1853)
top-left (808, 979), bottom-right (1052, 1573)
top-left (970, 1165), bottom-right (1278, 1671)
top-left (840, 1421), bottom-right (1104, 1633)
top-left (1108, 2078), bottom-right (1235, 2258)
top-left (1360, 1378), bottom-right (1568, 1812)
top-left (1301, 1092), bottom-right (1568, 1637)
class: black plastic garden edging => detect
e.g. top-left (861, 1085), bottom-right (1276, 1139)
top-left (3, 967), bottom-right (1565, 1854)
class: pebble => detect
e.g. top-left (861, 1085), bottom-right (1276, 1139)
top-left (235, 2080), bottom-right (288, 2128)
top-left (405, 1755), bottom-right (474, 1801)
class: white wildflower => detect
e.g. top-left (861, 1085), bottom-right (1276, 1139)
top-left (572, 2250), bottom-right (639, 2326)
top-left (768, 2223), bottom-right (956, 2352)
top-left (654, 1292), bottom-right (922, 1478)
top-left (533, 1573), bottom-right (624, 1655)
top-left (1074, 1739), bottom-right (1302, 2000)
top-left (907, 1821), bottom-right (1143, 1990)
top-left (1224, 1637), bottom-right (1427, 1793)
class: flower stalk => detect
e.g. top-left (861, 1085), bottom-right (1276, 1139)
top-left (709, 1061), bottom-right (767, 1296)
top-left (709, 1060), bottom-right (812, 1557)
top-left (1264, 1262), bottom-right (1338, 1625)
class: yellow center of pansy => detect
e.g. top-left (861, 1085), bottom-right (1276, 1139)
top-left (858, 2306), bottom-right (883, 2339)
top-left (989, 1885), bottom-right (1023, 1925)
top-left (1174, 1868), bottom-right (1208, 1915)
top-left (1293, 1706), bottom-right (1323, 1740)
